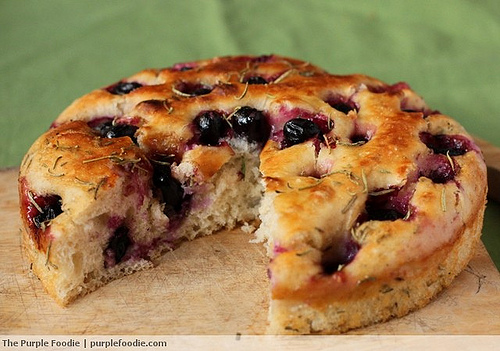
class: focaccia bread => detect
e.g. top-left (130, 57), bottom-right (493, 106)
top-left (19, 54), bottom-right (487, 334)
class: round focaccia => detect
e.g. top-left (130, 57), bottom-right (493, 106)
top-left (19, 54), bottom-right (487, 334)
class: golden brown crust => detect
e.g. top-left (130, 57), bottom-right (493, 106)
top-left (19, 54), bottom-right (487, 333)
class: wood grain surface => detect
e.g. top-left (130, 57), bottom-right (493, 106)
top-left (1, 167), bottom-right (499, 335)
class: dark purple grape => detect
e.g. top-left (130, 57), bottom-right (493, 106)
top-left (283, 118), bottom-right (322, 146)
top-left (94, 121), bottom-right (138, 143)
top-left (330, 102), bottom-right (355, 114)
top-left (152, 164), bottom-right (184, 217)
top-left (364, 188), bottom-right (409, 221)
top-left (230, 106), bottom-right (270, 143)
top-left (244, 76), bottom-right (268, 85)
top-left (193, 111), bottom-right (229, 146)
top-left (366, 208), bottom-right (404, 221)
top-left (325, 95), bottom-right (358, 114)
top-left (105, 226), bottom-right (131, 266)
top-left (175, 82), bottom-right (213, 96)
top-left (420, 132), bottom-right (471, 156)
top-left (31, 195), bottom-right (63, 229)
top-left (191, 86), bottom-right (212, 95)
top-left (419, 154), bottom-right (456, 184)
top-left (321, 239), bottom-right (359, 274)
top-left (107, 82), bottom-right (142, 95)
top-left (350, 133), bottom-right (370, 144)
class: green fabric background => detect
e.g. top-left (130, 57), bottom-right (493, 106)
top-left (1, 0), bottom-right (499, 267)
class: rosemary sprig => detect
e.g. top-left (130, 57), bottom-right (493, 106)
top-left (321, 170), bottom-right (361, 186)
top-left (272, 68), bottom-right (295, 84)
top-left (298, 179), bottom-right (324, 190)
top-left (22, 152), bottom-right (33, 168)
top-left (378, 169), bottom-right (392, 174)
top-left (327, 117), bottom-right (333, 131)
top-left (54, 140), bottom-right (79, 151)
top-left (52, 155), bottom-right (63, 169)
top-left (446, 150), bottom-right (455, 172)
top-left (286, 178), bottom-right (325, 191)
top-left (74, 177), bottom-right (95, 187)
top-left (297, 61), bottom-right (311, 69)
top-left (238, 61), bottom-right (252, 82)
top-left (225, 106), bottom-right (244, 127)
top-left (380, 285), bottom-right (394, 294)
top-left (44, 240), bottom-right (59, 269)
top-left (47, 168), bottom-right (65, 177)
top-left (357, 276), bottom-right (376, 285)
top-left (93, 178), bottom-right (106, 200)
top-left (323, 134), bottom-right (332, 150)
top-left (47, 154), bottom-right (66, 176)
top-left (39, 220), bottom-right (47, 231)
top-left (368, 188), bottom-right (396, 196)
top-left (351, 226), bottom-right (367, 244)
top-left (82, 154), bottom-right (142, 165)
top-left (441, 188), bottom-right (447, 212)
top-left (27, 191), bottom-right (43, 213)
top-left (342, 194), bottom-right (357, 214)
top-left (74, 176), bottom-right (106, 200)
top-left (337, 140), bottom-right (366, 147)
top-left (45, 241), bottom-right (53, 266)
top-left (162, 100), bottom-right (174, 114)
top-left (101, 141), bottom-right (115, 147)
top-left (150, 159), bottom-right (173, 166)
top-left (299, 71), bottom-right (315, 77)
top-left (224, 71), bottom-right (239, 82)
top-left (171, 85), bottom-right (194, 97)
top-left (83, 155), bottom-right (120, 164)
top-left (403, 207), bottom-right (412, 220)
top-left (361, 169), bottom-right (368, 193)
top-left (234, 82), bottom-right (249, 100)
top-left (296, 249), bottom-right (312, 257)
top-left (22, 153), bottom-right (35, 173)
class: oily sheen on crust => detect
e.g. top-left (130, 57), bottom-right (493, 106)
top-left (19, 54), bottom-right (487, 334)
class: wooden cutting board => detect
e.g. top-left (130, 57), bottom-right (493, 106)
top-left (1, 167), bottom-right (499, 335)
